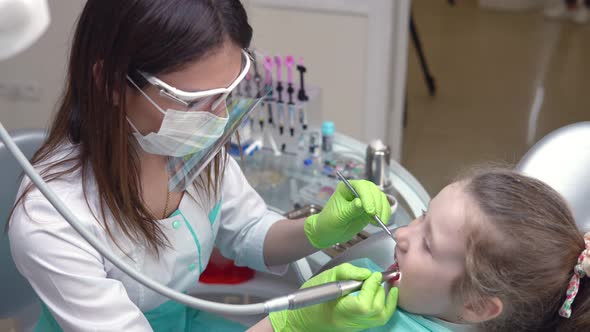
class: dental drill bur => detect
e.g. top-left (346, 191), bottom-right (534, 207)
top-left (334, 170), bottom-right (396, 242)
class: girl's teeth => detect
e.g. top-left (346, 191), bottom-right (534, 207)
top-left (385, 263), bottom-right (400, 285)
top-left (387, 262), bottom-right (399, 272)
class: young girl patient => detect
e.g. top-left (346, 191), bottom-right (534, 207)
top-left (362, 168), bottom-right (590, 331)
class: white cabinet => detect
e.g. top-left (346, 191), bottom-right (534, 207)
top-left (244, 0), bottom-right (411, 160)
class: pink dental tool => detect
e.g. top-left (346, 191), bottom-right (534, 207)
top-left (263, 56), bottom-right (273, 87)
top-left (274, 55), bottom-right (285, 137)
top-left (263, 56), bottom-right (274, 126)
top-left (250, 52), bottom-right (265, 129)
top-left (285, 55), bottom-right (296, 137)
top-left (274, 55), bottom-right (282, 82)
top-left (285, 55), bottom-right (295, 85)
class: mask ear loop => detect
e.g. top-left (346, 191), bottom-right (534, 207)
top-left (125, 75), bottom-right (168, 138)
top-left (126, 75), bottom-right (166, 115)
top-left (211, 93), bottom-right (228, 111)
top-left (211, 95), bottom-right (230, 119)
top-left (125, 115), bottom-right (142, 134)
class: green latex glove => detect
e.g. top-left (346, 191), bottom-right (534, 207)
top-left (305, 180), bottom-right (391, 248)
top-left (269, 263), bottom-right (398, 332)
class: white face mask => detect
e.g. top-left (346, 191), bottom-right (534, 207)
top-left (127, 77), bottom-right (229, 157)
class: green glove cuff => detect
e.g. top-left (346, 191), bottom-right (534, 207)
top-left (304, 214), bottom-right (329, 249)
top-left (269, 311), bottom-right (289, 332)
top-left (269, 264), bottom-right (389, 332)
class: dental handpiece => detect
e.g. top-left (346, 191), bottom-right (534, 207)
top-left (335, 170), bottom-right (396, 242)
top-left (265, 270), bottom-right (400, 311)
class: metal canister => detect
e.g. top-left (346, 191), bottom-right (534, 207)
top-left (365, 139), bottom-right (392, 190)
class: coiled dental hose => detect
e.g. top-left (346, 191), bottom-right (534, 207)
top-left (1, 122), bottom-right (400, 316)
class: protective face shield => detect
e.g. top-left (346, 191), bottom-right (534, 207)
top-left (165, 90), bottom-right (268, 192)
top-left (127, 49), bottom-right (269, 192)
top-left (0, 0), bottom-right (50, 60)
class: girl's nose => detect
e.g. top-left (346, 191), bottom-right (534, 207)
top-left (394, 226), bottom-right (409, 252)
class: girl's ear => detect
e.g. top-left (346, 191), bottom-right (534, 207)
top-left (461, 297), bottom-right (503, 324)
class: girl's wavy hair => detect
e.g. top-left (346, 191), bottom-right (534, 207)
top-left (453, 168), bottom-right (589, 331)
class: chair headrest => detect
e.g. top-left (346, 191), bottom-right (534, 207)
top-left (517, 122), bottom-right (590, 232)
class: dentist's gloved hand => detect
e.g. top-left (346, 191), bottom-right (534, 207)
top-left (269, 263), bottom-right (398, 332)
top-left (305, 180), bottom-right (391, 248)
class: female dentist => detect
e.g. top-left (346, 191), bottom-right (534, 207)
top-left (7, 1), bottom-right (398, 331)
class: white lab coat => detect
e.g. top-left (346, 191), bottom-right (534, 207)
top-left (8, 143), bottom-right (287, 331)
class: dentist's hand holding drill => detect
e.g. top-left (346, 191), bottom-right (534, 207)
top-left (269, 180), bottom-right (398, 332)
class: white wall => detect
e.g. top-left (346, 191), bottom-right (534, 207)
top-left (247, 5), bottom-right (369, 139)
top-left (0, 1), bottom-right (85, 131)
top-left (244, 0), bottom-right (410, 160)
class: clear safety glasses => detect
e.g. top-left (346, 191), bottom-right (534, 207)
top-left (138, 49), bottom-right (252, 113)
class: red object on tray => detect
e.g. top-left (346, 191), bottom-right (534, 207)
top-left (199, 248), bottom-right (255, 284)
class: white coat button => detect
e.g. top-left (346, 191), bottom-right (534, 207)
top-left (172, 220), bottom-right (181, 229)
top-left (188, 263), bottom-right (197, 271)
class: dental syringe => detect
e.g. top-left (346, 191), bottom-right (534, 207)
top-left (263, 56), bottom-right (275, 127)
top-left (252, 53), bottom-right (264, 130)
top-left (297, 57), bottom-right (309, 131)
top-left (274, 55), bottom-right (285, 136)
top-left (285, 55), bottom-right (296, 137)
top-left (265, 269), bottom-right (400, 311)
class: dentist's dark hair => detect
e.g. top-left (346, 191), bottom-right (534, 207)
top-left (9, 0), bottom-right (252, 254)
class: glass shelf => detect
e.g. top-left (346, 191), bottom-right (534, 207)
top-left (236, 131), bottom-right (431, 274)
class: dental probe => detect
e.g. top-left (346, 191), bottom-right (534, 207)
top-left (335, 170), bottom-right (396, 242)
top-left (264, 270), bottom-right (401, 311)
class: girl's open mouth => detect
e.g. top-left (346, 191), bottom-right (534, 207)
top-left (385, 262), bottom-right (401, 287)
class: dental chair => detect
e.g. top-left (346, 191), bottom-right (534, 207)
top-left (0, 128), bottom-right (45, 331)
top-left (516, 121), bottom-right (590, 232)
top-left (317, 121), bottom-right (590, 274)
